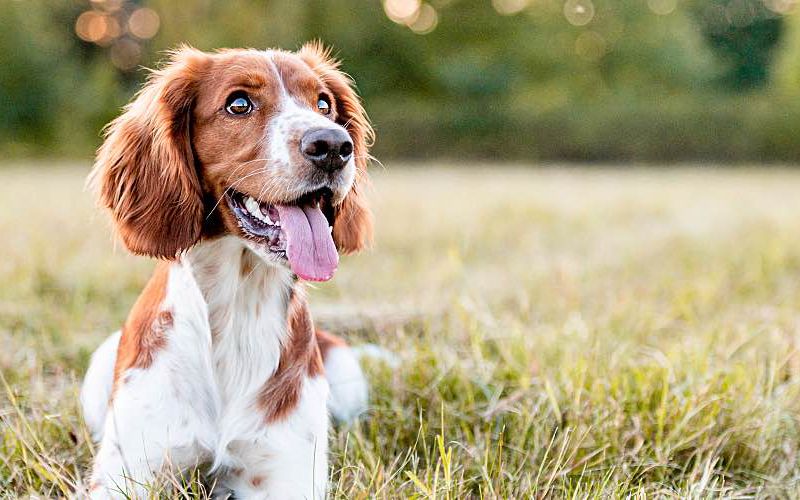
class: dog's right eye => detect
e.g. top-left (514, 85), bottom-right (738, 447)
top-left (225, 92), bottom-right (253, 115)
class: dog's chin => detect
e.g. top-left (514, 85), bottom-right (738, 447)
top-left (240, 238), bottom-right (292, 272)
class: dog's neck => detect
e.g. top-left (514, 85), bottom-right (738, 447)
top-left (184, 236), bottom-right (297, 402)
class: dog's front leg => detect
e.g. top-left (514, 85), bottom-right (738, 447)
top-left (219, 376), bottom-right (330, 500)
top-left (86, 263), bottom-right (218, 499)
top-left (87, 346), bottom-right (218, 499)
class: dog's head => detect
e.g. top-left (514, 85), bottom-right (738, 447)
top-left (90, 43), bottom-right (373, 281)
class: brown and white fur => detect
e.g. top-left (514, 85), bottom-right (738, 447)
top-left (80, 44), bottom-right (372, 499)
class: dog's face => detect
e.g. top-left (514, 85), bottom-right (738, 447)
top-left (91, 44), bottom-right (373, 281)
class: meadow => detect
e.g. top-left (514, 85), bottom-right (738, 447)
top-left (3, 163), bottom-right (800, 498)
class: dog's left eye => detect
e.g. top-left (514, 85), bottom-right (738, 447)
top-left (317, 96), bottom-right (331, 115)
top-left (226, 92), bottom-right (253, 115)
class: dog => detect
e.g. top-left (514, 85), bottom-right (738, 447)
top-left (80, 43), bottom-right (372, 499)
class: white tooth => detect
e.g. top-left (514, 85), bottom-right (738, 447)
top-left (245, 196), bottom-right (271, 224)
top-left (329, 226), bottom-right (333, 233)
top-left (244, 196), bottom-right (259, 216)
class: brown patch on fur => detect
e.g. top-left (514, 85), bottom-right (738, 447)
top-left (239, 247), bottom-right (258, 279)
top-left (250, 475), bottom-right (264, 488)
top-left (257, 285), bottom-right (324, 423)
top-left (315, 329), bottom-right (348, 360)
top-left (298, 42), bottom-right (374, 254)
top-left (113, 262), bottom-right (171, 393)
top-left (157, 310), bottom-right (174, 329)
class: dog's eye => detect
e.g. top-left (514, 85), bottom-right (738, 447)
top-left (317, 95), bottom-right (331, 115)
top-left (225, 92), bottom-right (253, 115)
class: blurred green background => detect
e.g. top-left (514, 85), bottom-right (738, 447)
top-left (2, 0), bottom-right (800, 162)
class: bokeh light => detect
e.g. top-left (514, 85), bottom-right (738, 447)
top-left (492, 0), bottom-right (529, 16)
top-left (110, 37), bottom-right (141, 70)
top-left (75, 11), bottom-right (108, 43)
top-left (99, 15), bottom-right (121, 45)
top-left (764, 0), bottom-right (797, 14)
top-left (74, 10), bottom-right (120, 45)
top-left (74, 1), bottom-right (154, 72)
top-left (128, 8), bottom-right (160, 40)
top-left (563, 0), bottom-right (595, 26)
top-left (575, 30), bottom-right (607, 61)
top-left (384, 0), bottom-right (421, 23)
top-left (409, 3), bottom-right (438, 33)
top-left (647, 0), bottom-right (677, 16)
top-left (384, 0), bottom-right (438, 34)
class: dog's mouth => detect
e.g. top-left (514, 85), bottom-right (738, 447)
top-left (226, 188), bottom-right (337, 282)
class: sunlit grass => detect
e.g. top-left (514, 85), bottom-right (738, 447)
top-left (3, 163), bottom-right (800, 497)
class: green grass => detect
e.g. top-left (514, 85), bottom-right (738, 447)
top-left (3, 163), bottom-right (800, 498)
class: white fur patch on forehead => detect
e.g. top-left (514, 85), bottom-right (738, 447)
top-left (263, 51), bottom-right (289, 97)
top-left (265, 52), bottom-right (317, 111)
top-left (265, 51), bottom-right (351, 168)
top-left (257, 49), bottom-right (356, 205)
top-left (263, 50), bottom-right (334, 113)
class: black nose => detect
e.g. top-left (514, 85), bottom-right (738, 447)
top-left (300, 128), bottom-right (353, 173)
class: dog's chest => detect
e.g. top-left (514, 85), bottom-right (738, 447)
top-left (200, 281), bottom-right (292, 463)
top-left (181, 243), bottom-right (297, 463)
top-left (211, 297), bottom-right (286, 407)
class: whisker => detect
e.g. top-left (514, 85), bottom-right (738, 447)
top-left (351, 154), bottom-right (385, 171)
top-left (204, 148), bottom-right (380, 223)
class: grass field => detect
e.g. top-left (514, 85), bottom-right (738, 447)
top-left (3, 163), bottom-right (800, 498)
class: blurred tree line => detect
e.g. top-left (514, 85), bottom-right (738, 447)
top-left (1, 0), bottom-right (799, 162)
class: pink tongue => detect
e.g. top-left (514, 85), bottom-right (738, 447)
top-left (275, 204), bottom-right (338, 281)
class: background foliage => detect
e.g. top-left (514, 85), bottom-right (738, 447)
top-left (1, 0), bottom-right (800, 161)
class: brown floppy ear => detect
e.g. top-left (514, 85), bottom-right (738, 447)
top-left (299, 42), bottom-right (374, 254)
top-left (88, 47), bottom-right (209, 259)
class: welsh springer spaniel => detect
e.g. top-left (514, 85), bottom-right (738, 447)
top-left (80, 43), bottom-right (372, 499)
